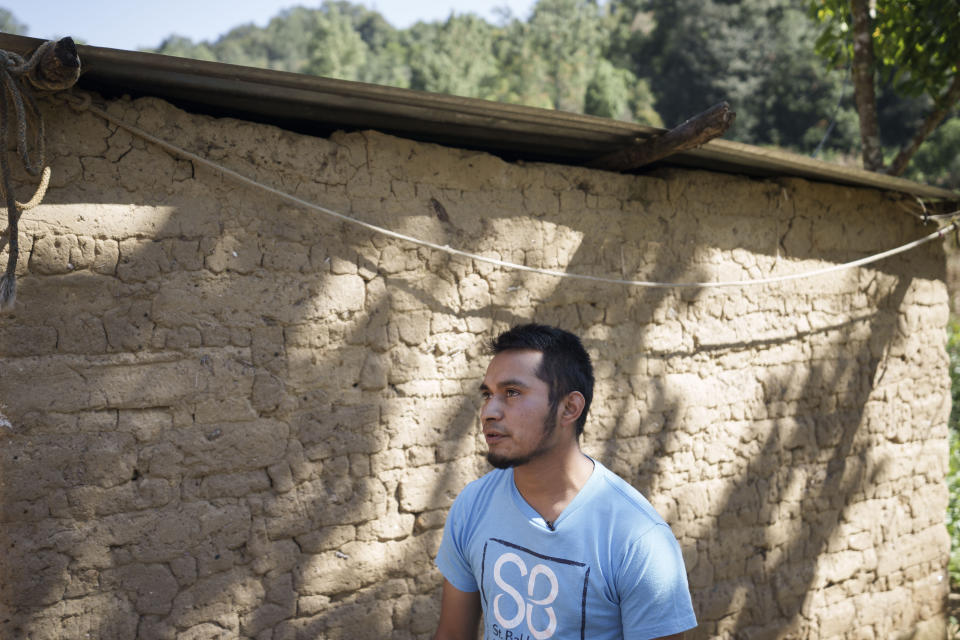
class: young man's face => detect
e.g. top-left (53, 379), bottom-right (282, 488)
top-left (479, 349), bottom-right (560, 469)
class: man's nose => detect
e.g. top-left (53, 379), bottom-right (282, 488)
top-left (481, 396), bottom-right (503, 423)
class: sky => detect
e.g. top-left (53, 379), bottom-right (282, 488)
top-left (4, 0), bottom-right (538, 52)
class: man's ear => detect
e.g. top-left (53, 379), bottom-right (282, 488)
top-left (558, 391), bottom-right (585, 428)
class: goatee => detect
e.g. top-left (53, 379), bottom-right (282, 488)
top-left (485, 411), bottom-right (557, 469)
top-left (487, 450), bottom-right (532, 469)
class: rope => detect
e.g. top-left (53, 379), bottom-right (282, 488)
top-left (893, 194), bottom-right (959, 223)
top-left (62, 90), bottom-right (959, 290)
top-left (0, 41), bottom-right (61, 311)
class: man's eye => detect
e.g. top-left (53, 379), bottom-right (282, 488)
top-left (481, 391), bottom-right (491, 399)
top-left (505, 389), bottom-right (519, 397)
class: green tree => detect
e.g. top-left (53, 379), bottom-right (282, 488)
top-left (145, 0), bottom-right (662, 123)
top-left (0, 8), bottom-right (26, 35)
top-left (307, 1), bottom-right (410, 87)
top-left (585, 59), bottom-right (662, 125)
top-left (490, 0), bottom-right (659, 123)
top-left (944, 320), bottom-right (960, 586)
top-left (256, 7), bottom-right (327, 71)
top-left (405, 15), bottom-right (499, 98)
top-left (210, 24), bottom-right (274, 69)
top-left (488, 0), bottom-right (606, 111)
top-left (622, 0), bottom-right (857, 149)
top-left (514, 0), bottom-right (611, 112)
top-left (301, 5), bottom-right (374, 81)
top-left (153, 35), bottom-right (217, 62)
top-left (150, 2), bottom-right (409, 86)
top-left (811, 0), bottom-right (960, 175)
top-left (905, 114), bottom-right (960, 190)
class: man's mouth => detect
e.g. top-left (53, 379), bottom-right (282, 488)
top-left (484, 431), bottom-right (507, 444)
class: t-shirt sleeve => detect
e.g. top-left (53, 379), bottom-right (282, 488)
top-left (434, 491), bottom-right (480, 593)
top-left (618, 523), bottom-right (697, 640)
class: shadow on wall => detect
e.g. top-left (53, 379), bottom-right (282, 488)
top-left (633, 276), bottom-right (938, 639)
top-left (530, 177), bottom-right (950, 636)
top-left (0, 94), bottom-right (525, 639)
top-left (0, 93), bottom-right (951, 639)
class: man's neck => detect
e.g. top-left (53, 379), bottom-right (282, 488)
top-left (513, 443), bottom-right (595, 524)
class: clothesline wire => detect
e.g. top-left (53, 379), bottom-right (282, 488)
top-left (61, 90), bottom-right (959, 290)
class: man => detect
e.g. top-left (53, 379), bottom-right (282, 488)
top-left (434, 324), bottom-right (697, 640)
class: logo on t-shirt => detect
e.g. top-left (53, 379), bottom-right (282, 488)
top-left (480, 538), bottom-right (589, 640)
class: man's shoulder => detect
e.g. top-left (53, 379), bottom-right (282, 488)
top-left (453, 466), bottom-right (510, 506)
top-left (445, 467), bottom-right (511, 537)
top-left (591, 461), bottom-right (669, 531)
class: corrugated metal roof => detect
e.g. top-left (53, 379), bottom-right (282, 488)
top-left (5, 33), bottom-right (958, 203)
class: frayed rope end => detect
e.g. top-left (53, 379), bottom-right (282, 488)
top-left (0, 274), bottom-right (16, 312)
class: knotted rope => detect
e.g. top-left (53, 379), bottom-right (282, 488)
top-left (0, 38), bottom-right (79, 311)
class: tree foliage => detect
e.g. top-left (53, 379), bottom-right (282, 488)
top-left (503, 0), bottom-right (606, 112)
top-left (944, 320), bottom-right (960, 587)
top-left (810, 0), bottom-right (960, 175)
top-left (906, 115), bottom-right (960, 190)
top-left (622, 0), bottom-right (860, 149)
top-left (143, 0), bottom-right (663, 126)
top-left (0, 8), bottom-right (26, 36)
top-left (405, 15), bottom-right (499, 97)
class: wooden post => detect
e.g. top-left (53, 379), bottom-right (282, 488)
top-left (28, 37), bottom-right (81, 91)
top-left (588, 101), bottom-right (736, 172)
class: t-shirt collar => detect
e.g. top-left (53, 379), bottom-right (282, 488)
top-left (508, 456), bottom-right (602, 532)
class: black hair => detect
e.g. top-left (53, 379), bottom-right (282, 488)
top-left (490, 323), bottom-right (594, 437)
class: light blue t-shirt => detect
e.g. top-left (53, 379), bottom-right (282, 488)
top-left (435, 459), bottom-right (697, 640)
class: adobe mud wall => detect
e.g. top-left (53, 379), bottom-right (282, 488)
top-left (0, 94), bottom-right (951, 639)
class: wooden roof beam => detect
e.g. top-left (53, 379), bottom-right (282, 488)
top-left (588, 101), bottom-right (736, 172)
